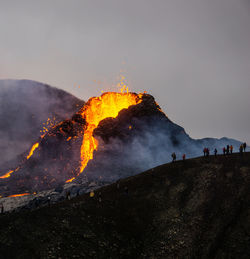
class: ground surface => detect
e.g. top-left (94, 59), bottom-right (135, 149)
top-left (0, 153), bottom-right (250, 259)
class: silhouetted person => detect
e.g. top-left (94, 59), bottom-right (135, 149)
top-left (171, 152), bottom-right (176, 162)
top-left (226, 145), bottom-right (230, 155)
top-left (230, 145), bottom-right (233, 154)
top-left (223, 147), bottom-right (226, 155)
top-left (206, 148), bottom-right (210, 157)
top-left (243, 142), bottom-right (247, 152)
top-left (182, 154), bottom-right (186, 161)
top-left (203, 148), bottom-right (206, 157)
top-left (239, 145), bottom-right (243, 155)
top-left (214, 148), bottom-right (217, 156)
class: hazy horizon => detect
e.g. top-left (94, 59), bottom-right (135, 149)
top-left (0, 0), bottom-right (249, 143)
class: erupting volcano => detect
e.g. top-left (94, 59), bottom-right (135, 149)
top-left (0, 88), bottom-right (147, 197)
top-left (68, 91), bottom-right (143, 182)
top-left (0, 84), bottom-right (242, 198)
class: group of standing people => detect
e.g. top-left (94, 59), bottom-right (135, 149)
top-left (239, 142), bottom-right (247, 154)
top-left (204, 145), bottom-right (234, 157)
top-left (222, 145), bottom-right (233, 155)
top-left (203, 148), bottom-right (210, 157)
top-left (203, 143), bottom-right (247, 158)
top-left (171, 152), bottom-right (186, 162)
top-left (171, 142), bottom-right (247, 162)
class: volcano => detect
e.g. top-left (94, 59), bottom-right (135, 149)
top-left (0, 90), bottom-right (242, 197)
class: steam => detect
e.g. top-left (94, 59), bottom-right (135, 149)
top-left (85, 116), bottom-right (243, 182)
top-left (0, 79), bottom-right (84, 168)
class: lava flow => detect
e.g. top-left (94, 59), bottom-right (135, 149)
top-left (66, 91), bottom-right (142, 182)
top-left (0, 141), bottom-right (40, 179)
top-left (0, 167), bottom-right (20, 179)
top-left (26, 142), bottom-right (39, 159)
top-left (7, 193), bottom-right (30, 198)
top-left (0, 170), bottom-right (13, 179)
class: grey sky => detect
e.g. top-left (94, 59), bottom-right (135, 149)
top-left (0, 0), bottom-right (249, 143)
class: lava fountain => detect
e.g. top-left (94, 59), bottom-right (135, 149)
top-left (0, 82), bottom-right (145, 196)
top-left (66, 91), bottom-right (142, 182)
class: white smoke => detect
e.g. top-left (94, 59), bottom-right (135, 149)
top-left (0, 79), bottom-right (84, 168)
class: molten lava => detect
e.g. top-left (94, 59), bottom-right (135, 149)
top-left (0, 167), bottom-right (20, 179)
top-left (26, 142), bottom-right (39, 159)
top-left (0, 141), bottom-right (39, 179)
top-left (0, 170), bottom-right (13, 179)
top-left (8, 193), bottom-right (30, 198)
top-left (66, 92), bottom-right (142, 182)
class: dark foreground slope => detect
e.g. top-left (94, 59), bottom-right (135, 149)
top-left (0, 153), bottom-right (250, 259)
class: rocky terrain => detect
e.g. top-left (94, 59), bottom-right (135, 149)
top-left (0, 152), bottom-right (249, 258)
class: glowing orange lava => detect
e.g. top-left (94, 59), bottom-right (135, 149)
top-left (8, 193), bottom-right (30, 198)
top-left (66, 91), bottom-right (142, 183)
top-left (0, 140), bottom-right (39, 179)
top-left (0, 167), bottom-right (20, 179)
top-left (0, 170), bottom-right (13, 179)
top-left (26, 142), bottom-right (39, 159)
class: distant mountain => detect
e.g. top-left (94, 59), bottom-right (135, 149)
top-left (0, 79), bottom-right (84, 166)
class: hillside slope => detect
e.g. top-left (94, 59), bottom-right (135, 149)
top-left (0, 152), bottom-right (249, 258)
top-left (0, 79), bottom-right (84, 167)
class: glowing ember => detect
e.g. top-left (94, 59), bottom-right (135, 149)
top-left (66, 91), bottom-right (142, 182)
top-left (40, 117), bottom-right (56, 135)
top-left (26, 142), bottom-right (39, 160)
